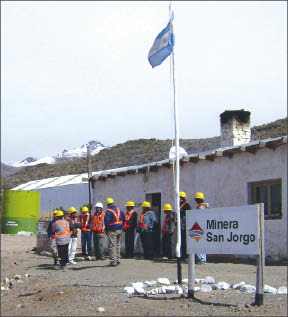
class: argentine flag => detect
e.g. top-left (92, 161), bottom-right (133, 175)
top-left (148, 20), bottom-right (175, 68)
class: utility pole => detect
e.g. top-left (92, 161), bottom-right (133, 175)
top-left (87, 144), bottom-right (92, 213)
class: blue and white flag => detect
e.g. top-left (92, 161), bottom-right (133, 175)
top-left (148, 20), bottom-right (175, 68)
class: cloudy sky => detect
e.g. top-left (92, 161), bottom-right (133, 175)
top-left (1, 1), bottom-right (287, 165)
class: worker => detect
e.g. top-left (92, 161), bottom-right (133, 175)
top-left (65, 206), bottom-right (81, 265)
top-left (179, 191), bottom-right (191, 261)
top-left (137, 201), bottom-right (156, 260)
top-left (52, 210), bottom-right (70, 270)
top-left (92, 202), bottom-right (106, 261)
top-left (104, 197), bottom-right (125, 267)
top-left (47, 210), bottom-right (58, 266)
top-left (194, 192), bottom-right (208, 264)
top-left (123, 201), bottom-right (138, 258)
top-left (80, 206), bottom-right (93, 260)
top-left (162, 203), bottom-right (175, 260)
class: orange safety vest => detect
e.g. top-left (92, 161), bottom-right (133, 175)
top-left (92, 212), bottom-right (105, 232)
top-left (197, 203), bottom-right (208, 209)
top-left (162, 218), bottom-right (168, 234)
top-left (55, 220), bottom-right (70, 238)
top-left (124, 210), bottom-right (136, 229)
top-left (65, 216), bottom-right (78, 235)
top-left (81, 214), bottom-right (91, 232)
top-left (107, 207), bottom-right (123, 226)
top-left (180, 201), bottom-right (188, 211)
top-left (138, 210), bottom-right (152, 227)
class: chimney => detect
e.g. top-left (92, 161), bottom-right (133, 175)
top-left (220, 109), bottom-right (251, 147)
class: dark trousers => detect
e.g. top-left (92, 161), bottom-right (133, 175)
top-left (93, 231), bottom-right (105, 259)
top-left (81, 231), bottom-right (92, 256)
top-left (57, 244), bottom-right (69, 266)
top-left (162, 233), bottom-right (172, 258)
top-left (181, 229), bottom-right (187, 260)
top-left (140, 231), bottom-right (154, 259)
top-left (125, 229), bottom-right (135, 258)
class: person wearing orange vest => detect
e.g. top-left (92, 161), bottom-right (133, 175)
top-left (161, 204), bottom-right (175, 260)
top-left (65, 206), bottom-right (81, 265)
top-left (124, 201), bottom-right (138, 258)
top-left (194, 192), bottom-right (208, 264)
top-left (92, 202), bottom-right (106, 261)
top-left (137, 201), bottom-right (156, 260)
top-left (52, 210), bottom-right (71, 270)
top-left (104, 197), bottom-right (125, 267)
top-left (47, 210), bottom-right (58, 266)
top-left (80, 206), bottom-right (93, 260)
top-left (179, 191), bottom-right (191, 261)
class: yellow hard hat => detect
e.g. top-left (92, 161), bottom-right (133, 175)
top-left (55, 210), bottom-right (64, 217)
top-left (53, 210), bottom-right (58, 215)
top-left (163, 203), bottom-right (172, 211)
top-left (125, 201), bottom-right (135, 207)
top-left (141, 201), bottom-right (151, 208)
top-left (106, 197), bottom-right (114, 205)
top-left (81, 206), bottom-right (89, 212)
top-left (195, 192), bottom-right (205, 200)
top-left (68, 206), bottom-right (78, 213)
top-left (179, 191), bottom-right (187, 198)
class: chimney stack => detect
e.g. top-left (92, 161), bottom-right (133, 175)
top-left (220, 109), bottom-right (251, 148)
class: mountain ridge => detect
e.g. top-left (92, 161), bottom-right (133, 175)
top-left (1, 117), bottom-right (287, 190)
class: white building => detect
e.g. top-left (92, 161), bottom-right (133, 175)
top-left (90, 110), bottom-right (287, 261)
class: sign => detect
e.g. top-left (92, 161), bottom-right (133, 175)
top-left (186, 205), bottom-right (259, 255)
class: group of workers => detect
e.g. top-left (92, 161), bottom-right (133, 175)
top-left (47, 192), bottom-right (208, 269)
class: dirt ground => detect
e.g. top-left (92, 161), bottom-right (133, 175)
top-left (1, 234), bottom-right (287, 316)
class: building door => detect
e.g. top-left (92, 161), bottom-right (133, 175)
top-left (145, 192), bottom-right (161, 257)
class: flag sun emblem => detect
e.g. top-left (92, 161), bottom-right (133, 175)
top-left (189, 222), bottom-right (204, 242)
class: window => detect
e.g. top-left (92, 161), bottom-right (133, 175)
top-left (250, 179), bottom-right (282, 219)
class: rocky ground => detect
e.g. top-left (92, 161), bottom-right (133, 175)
top-left (1, 234), bottom-right (287, 316)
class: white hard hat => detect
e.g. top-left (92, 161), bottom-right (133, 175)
top-left (94, 202), bottom-right (103, 208)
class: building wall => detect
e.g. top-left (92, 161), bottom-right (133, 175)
top-left (34, 183), bottom-right (89, 218)
top-left (92, 144), bottom-right (287, 260)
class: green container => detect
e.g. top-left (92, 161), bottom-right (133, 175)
top-left (1, 190), bottom-right (40, 234)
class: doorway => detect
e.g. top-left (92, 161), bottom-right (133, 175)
top-left (145, 192), bottom-right (162, 257)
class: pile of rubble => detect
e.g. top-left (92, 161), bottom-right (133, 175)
top-left (123, 276), bottom-right (287, 296)
top-left (1, 274), bottom-right (32, 294)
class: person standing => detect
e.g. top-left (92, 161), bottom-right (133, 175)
top-left (194, 192), bottom-right (208, 264)
top-left (65, 206), bottom-right (81, 265)
top-left (137, 201), bottom-right (156, 260)
top-left (104, 198), bottom-right (125, 267)
top-left (80, 206), bottom-right (93, 260)
top-left (92, 202), bottom-right (106, 261)
top-left (123, 201), bottom-right (138, 258)
top-left (161, 204), bottom-right (175, 259)
top-left (179, 191), bottom-right (191, 261)
top-left (52, 210), bottom-right (70, 270)
top-left (47, 210), bottom-right (58, 266)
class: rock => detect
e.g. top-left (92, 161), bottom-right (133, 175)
top-left (14, 275), bottom-right (21, 280)
top-left (24, 274), bottom-right (32, 278)
top-left (58, 291), bottom-right (64, 295)
top-left (158, 286), bottom-right (167, 294)
top-left (232, 282), bottom-right (246, 290)
top-left (195, 278), bottom-right (205, 284)
top-left (144, 280), bottom-right (157, 287)
top-left (215, 281), bottom-right (230, 290)
top-left (200, 284), bottom-right (212, 292)
top-left (9, 280), bottom-right (15, 288)
top-left (277, 286), bottom-right (287, 294)
top-left (4, 278), bottom-right (10, 285)
top-left (134, 286), bottom-right (145, 295)
top-left (40, 251), bottom-right (51, 257)
top-left (123, 287), bottom-right (135, 295)
top-left (97, 307), bottom-right (105, 313)
top-left (131, 282), bottom-right (145, 288)
top-left (264, 284), bottom-right (277, 294)
top-left (241, 284), bottom-right (256, 293)
top-left (204, 276), bottom-right (215, 284)
top-left (157, 278), bottom-right (170, 285)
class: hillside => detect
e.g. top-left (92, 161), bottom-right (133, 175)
top-left (1, 117), bottom-right (287, 190)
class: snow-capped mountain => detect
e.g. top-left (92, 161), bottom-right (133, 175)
top-left (12, 141), bottom-right (106, 167)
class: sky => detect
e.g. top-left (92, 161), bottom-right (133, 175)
top-left (1, 1), bottom-right (287, 165)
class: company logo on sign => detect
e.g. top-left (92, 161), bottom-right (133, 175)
top-left (189, 222), bottom-right (204, 242)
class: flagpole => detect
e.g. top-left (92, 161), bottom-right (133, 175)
top-left (171, 12), bottom-right (182, 285)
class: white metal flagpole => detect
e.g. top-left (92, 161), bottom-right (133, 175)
top-left (170, 3), bottom-right (182, 284)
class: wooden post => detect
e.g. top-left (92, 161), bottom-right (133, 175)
top-left (187, 253), bottom-right (195, 298)
top-left (255, 203), bottom-right (264, 306)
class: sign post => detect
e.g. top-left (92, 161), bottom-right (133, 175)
top-left (186, 204), bottom-right (264, 305)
